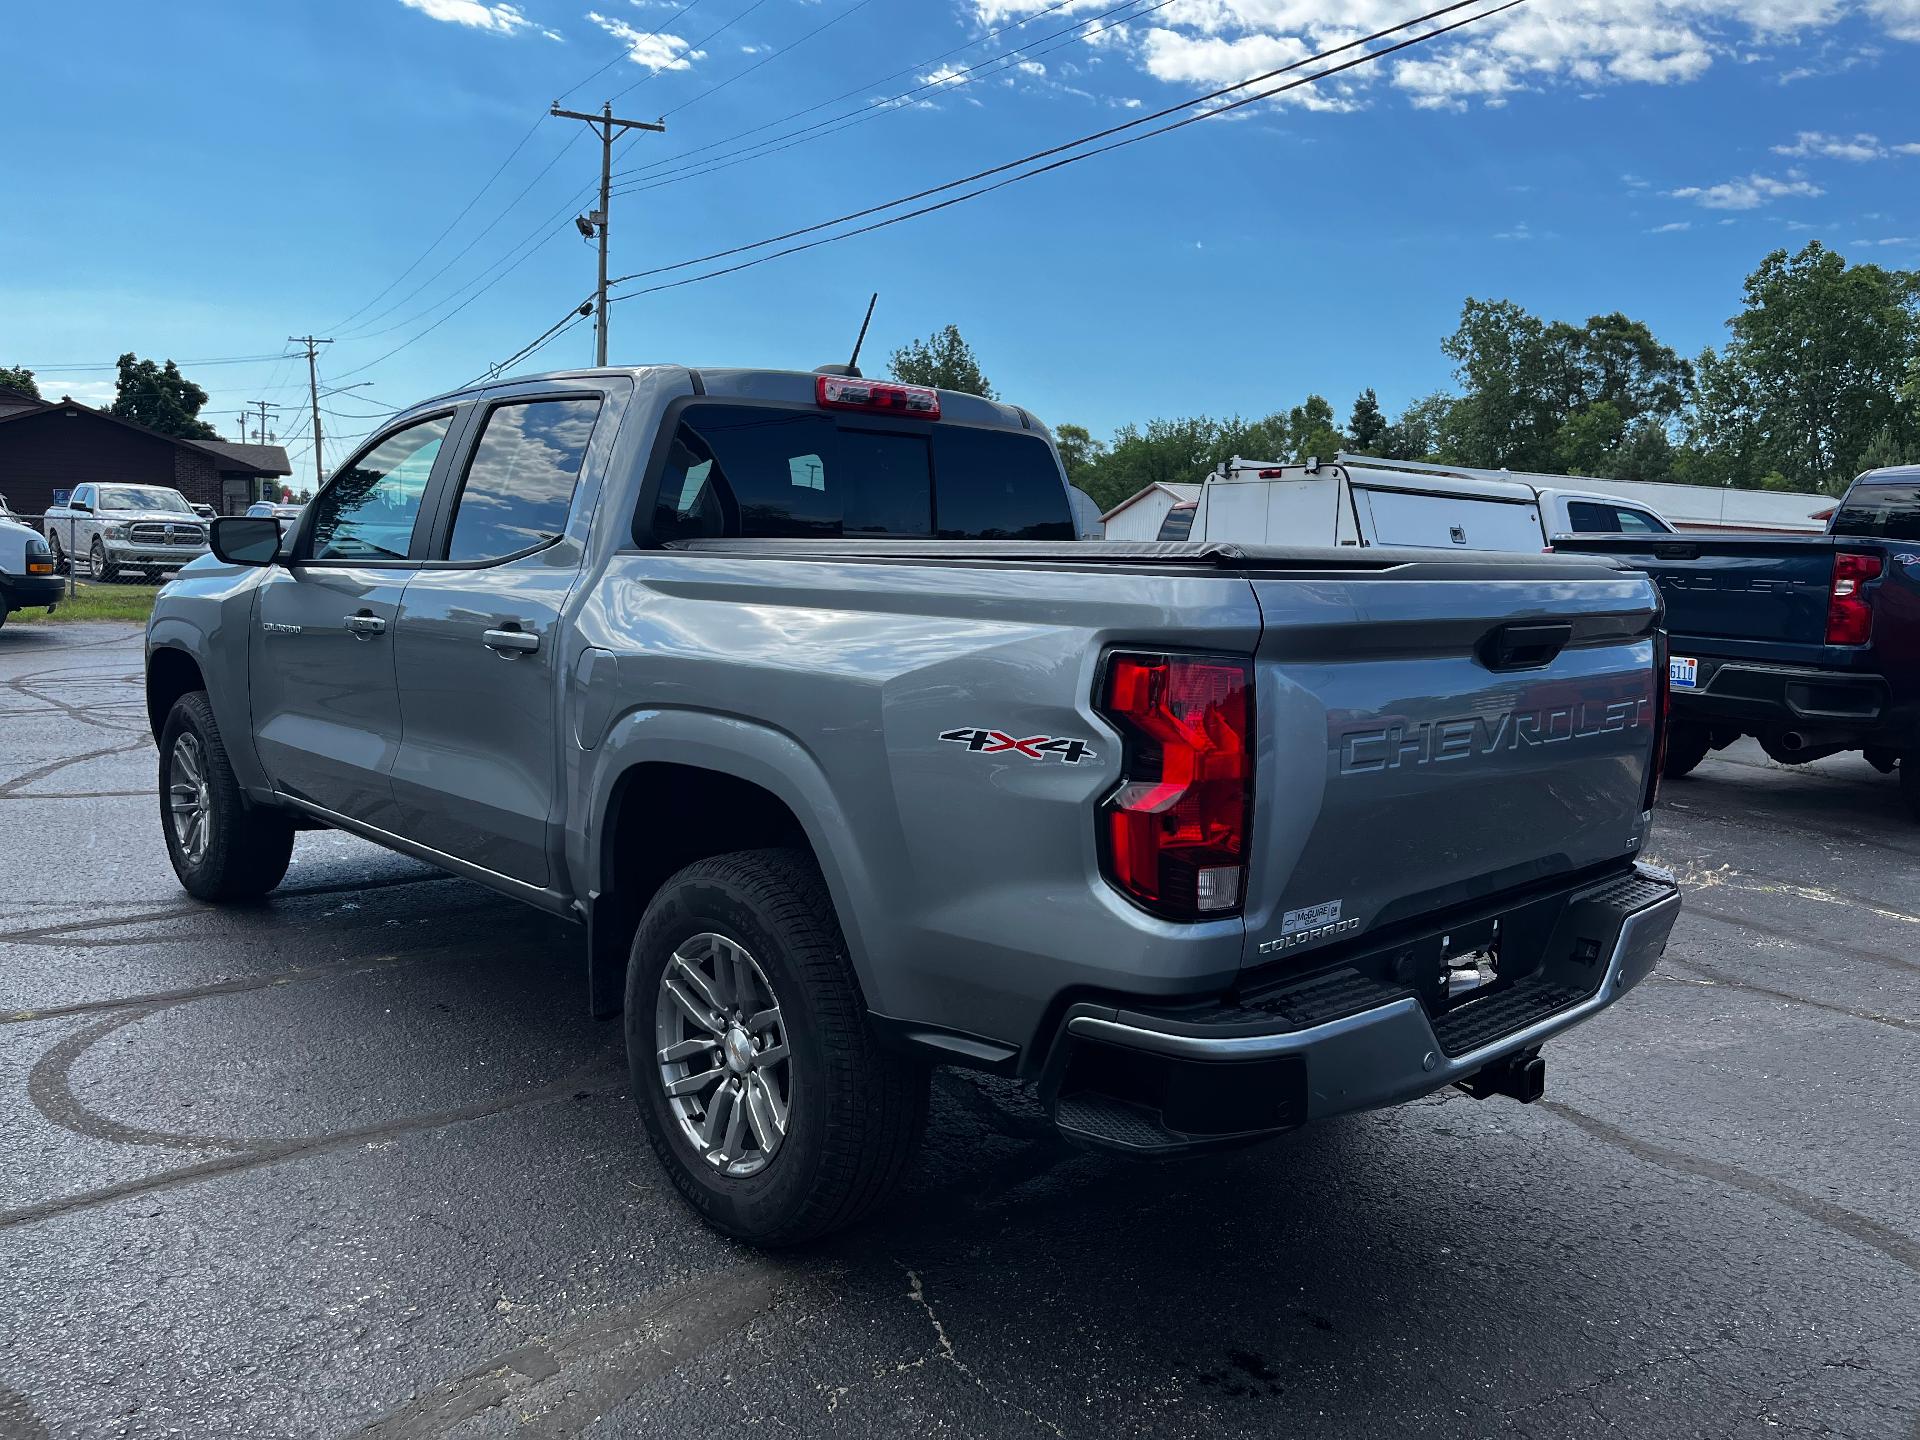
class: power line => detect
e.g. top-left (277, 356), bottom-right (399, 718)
top-left (467, 299), bottom-right (596, 387)
top-left (604, 0), bottom-right (1091, 188)
top-left (608, 0), bottom-right (1520, 303)
top-left (659, 0), bottom-right (883, 120)
top-left (23, 351), bottom-right (292, 372)
top-left (609, 0), bottom-right (783, 102)
top-left (608, 0), bottom-right (1183, 202)
top-left (557, 0), bottom-right (719, 104)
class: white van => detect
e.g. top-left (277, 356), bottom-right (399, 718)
top-left (1171, 459), bottom-right (1673, 550)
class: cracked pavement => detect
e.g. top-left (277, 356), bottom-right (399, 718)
top-left (2, 622), bottom-right (1917, 1438)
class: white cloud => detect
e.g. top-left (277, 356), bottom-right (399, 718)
top-left (1494, 221), bottom-right (1534, 241)
top-left (1896, 142), bottom-right (1920, 155)
top-left (1773, 130), bottom-right (1888, 160)
top-left (588, 11), bottom-right (704, 68)
top-left (542, 27), bottom-right (563, 40)
top-left (1668, 172), bottom-right (1824, 209)
top-left (397, 0), bottom-right (530, 33)
top-left (740, 42), bottom-right (766, 53)
top-left (1014, 59), bottom-right (1047, 76)
top-left (953, 0), bottom-right (1920, 114)
top-left (1648, 220), bottom-right (1692, 232)
top-left (919, 63), bottom-right (973, 87)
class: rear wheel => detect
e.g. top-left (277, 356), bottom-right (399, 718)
top-left (159, 691), bottom-right (296, 900)
top-left (626, 848), bottom-right (928, 1245)
top-left (1663, 720), bottom-right (1713, 779)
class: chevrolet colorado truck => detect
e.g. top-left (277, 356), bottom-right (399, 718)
top-left (44, 482), bottom-right (210, 581)
top-left (1555, 466), bottom-right (1920, 818)
top-left (145, 365), bottom-right (1681, 1243)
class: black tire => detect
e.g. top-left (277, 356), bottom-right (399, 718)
top-left (1902, 753), bottom-right (1920, 823)
top-left (158, 691), bottom-right (296, 900)
top-left (1663, 720), bottom-right (1713, 779)
top-left (89, 537), bottom-right (115, 582)
top-left (626, 848), bottom-right (928, 1246)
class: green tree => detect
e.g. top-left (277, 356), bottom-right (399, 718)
top-left (0, 365), bottom-right (41, 398)
top-left (110, 354), bottom-right (219, 439)
top-left (1381, 393), bottom-right (1454, 460)
top-left (1605, 420), bottom-right (1676, 481)
top-left (1439, 298), bottom-right (1556, 468)
top-left (1053, 422), bottom-right (1105, 488)
top-left (887, 324), bottom-right (995, 398)
top-left (1286, 394), bottom-right (1345, 464)
top-left (1710, 242), bottom-right (1920, 492)
top-left (1346, 388), bottom-right (1389, 454)
top-left (1553, 402), bottom-right (1626, 475)
top-left (1855, 426), bottom-right (1914, 473)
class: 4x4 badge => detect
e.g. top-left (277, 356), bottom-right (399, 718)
top-left (939, 727), bottom-right (1096, 764)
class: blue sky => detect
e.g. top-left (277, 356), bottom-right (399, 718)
top-left (3, 0), bottom-right (1917, 473)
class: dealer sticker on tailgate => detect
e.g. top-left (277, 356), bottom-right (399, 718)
top-left (1670, 656), bottom-right (1698, 690)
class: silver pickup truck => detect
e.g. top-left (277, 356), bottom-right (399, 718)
top-left (45, 482), bottom-right (210, 580)
top-left (145, 365), bottom-right (1681, 1243)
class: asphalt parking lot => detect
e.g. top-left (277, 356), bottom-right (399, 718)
top-left (3, 622), bottom-right (1917, 1440)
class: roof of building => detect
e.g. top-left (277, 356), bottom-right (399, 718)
top-left (1099, 481), bottom-right (1200, 522)
top-left (0, 396), bottom-right (290, 475)
top-left (194, 439), bottom-right (293, 476)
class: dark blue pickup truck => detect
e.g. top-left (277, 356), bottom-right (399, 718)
top-left (1556, 466), bottom-right (1920, 818)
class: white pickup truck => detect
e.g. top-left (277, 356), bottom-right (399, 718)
top-left (43, 483), bottom-right (211, 581)
top-left (1169, 459), bottom-right (1673, 550)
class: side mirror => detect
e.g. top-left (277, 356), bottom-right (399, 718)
top-left (69, 499), bottom-right (92, 513)
top-left (210, 515), bottom-right (282, 567)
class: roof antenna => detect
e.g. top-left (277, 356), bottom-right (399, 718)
top-left (846, 292), bottom-right (878, 377)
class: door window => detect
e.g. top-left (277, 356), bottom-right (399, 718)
top-left (307, 416), bottom-right (448, 561)
top-left (1566, 501), bottom-right (1619, 532)
top-left (445, 397), bottom-right (603, 563)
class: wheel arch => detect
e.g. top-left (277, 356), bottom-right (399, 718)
top-left (146, 645), bottom-right (207, 739)
top-left (578, 712), bottom-right (880, 1020)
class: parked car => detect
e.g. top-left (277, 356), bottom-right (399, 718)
top-left (246, 501), bottom-right (305, 522)
top-left (1177, 459), bottom-right (1672, 550)
top-left (0, 512), bottom-right (61, 625)
top-left (1554, 465), bottom-right (1920, 816)
top-left (145, 365), bottom-right (1681, 1243)
top-left (43, 483), bottom-right (210, 581)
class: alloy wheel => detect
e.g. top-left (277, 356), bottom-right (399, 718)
top-left (654, 931), bottom-right (792, 1178)
top-left (166, 732), bottom-right (212, 863)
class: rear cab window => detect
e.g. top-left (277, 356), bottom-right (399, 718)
top-left (1831, 483), bottom-right (1920, 541)
top-left (646, 404), bottom-right (1072, 544)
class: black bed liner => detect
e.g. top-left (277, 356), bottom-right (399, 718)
top-left (670, 537), bottom-right (1635, 581)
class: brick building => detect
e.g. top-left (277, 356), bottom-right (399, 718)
top-left (0, 388), bottom-right (291, 516)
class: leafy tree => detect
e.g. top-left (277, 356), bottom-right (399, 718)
top-left (110, 354), bottom-right (219, 439)
top-left (888, 324), bottom-right (995, 398)
top-left (1439, 299), bottom-right (1555, 468)
top-left (1286, 394), bottom-right (1345, 464)
top-left (1380, 393), bottom-right (1454, 461)
top-left (1605, 420), bottom-right (1676, 482)
top-left (0, 365), bottom-right (40, 398)
top-left (1553, 402), bottom-right (1626, 476)
top-left (1855, 426), bottom-right (1914, 473)
top-left (1712, 243), bottom-right (1920, 492)
top-left (1053, 423), bottom-right (1105, 488)
top-left (1346, 388), bottom-right (1389, 454)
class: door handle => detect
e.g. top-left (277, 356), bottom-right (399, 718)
top-left (345, 612), bottom-right (386, 638)
top-left (484, 627), bottom-right (539, 655)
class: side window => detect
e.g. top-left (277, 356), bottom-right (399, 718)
top-left (445, 397), bottom-right (602, 563)
top-left (1565, 501), bottom-right (1618, 532)
top-left (72, 485), bottom-right (94, 509)
top-left (1615, 507), bottom-right (1664, 534)
top-left (307, 416), bottom-right (449, 561)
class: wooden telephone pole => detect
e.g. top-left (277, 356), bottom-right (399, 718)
top-left (287, 336), bottom-right (332, 486)
top-left (548, 102), bottom-right (665, 365)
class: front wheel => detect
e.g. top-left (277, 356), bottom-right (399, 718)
top-left (1663, 720), bottom-right (1714, 779)
top-left (626, 848), bottom-right (928, 1245)
top-left (159, 691), bottom-right (296, 900)
top-left (89, 537), bottom-right (115, 582)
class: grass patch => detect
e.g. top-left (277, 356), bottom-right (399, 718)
top-left (6, 580), bottom-right (160, 624)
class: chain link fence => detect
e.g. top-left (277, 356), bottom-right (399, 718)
top-left (12, 512), bottom-right (203, 598)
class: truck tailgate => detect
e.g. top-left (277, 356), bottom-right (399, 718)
top-left (1552, 533), bottom-right (1837, 649)
top-left (1244, 567), bottom-right (1659, 965)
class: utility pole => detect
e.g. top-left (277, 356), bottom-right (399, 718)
top-left (548, 102), bottom-right (665, 365)
top-left (246, 400), bottom-right (281, 444)
top-left (288, 336), bottom-right (333, 486)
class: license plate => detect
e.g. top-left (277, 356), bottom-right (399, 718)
top-left (1669, 656), bottom-right (1698, 690)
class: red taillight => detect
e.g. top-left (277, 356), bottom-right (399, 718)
top-left (816, 374), bottom-right (940, 419)
top-left (1825, 551), bottom-right (1882, 645)
top-left (1646, 630), bottom-right (1670, 811)
top-left (1096, 651), bottom-right (1252, 919)
top-left (1256, 468), bottom-right (1286, 478)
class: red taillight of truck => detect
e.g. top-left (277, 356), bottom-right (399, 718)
top-left (1096, 651), bottom-right (1252, 920)
top-left (1825, 551), bottom-right (1883, 645)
